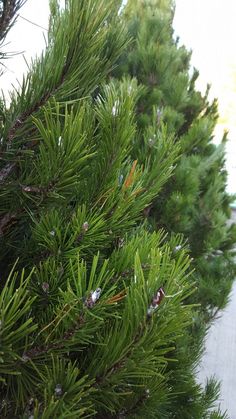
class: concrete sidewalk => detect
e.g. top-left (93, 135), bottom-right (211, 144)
top-left (198, 281), bottom-right (236, 418)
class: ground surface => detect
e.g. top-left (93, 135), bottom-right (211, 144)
top-left (198, 210), bottom-right (236, 418)
top-left (198, 281), bottom-right (236, 418)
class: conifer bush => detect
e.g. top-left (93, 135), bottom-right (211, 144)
top-left (113, 0), bottom-right (236, 320)
top-left (0, 0), bottom-right (232, 417)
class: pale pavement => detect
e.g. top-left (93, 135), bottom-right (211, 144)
top-left (198, 282), bottom-right (236, 418)
top-left (198, 211), bottom-right (236, 418)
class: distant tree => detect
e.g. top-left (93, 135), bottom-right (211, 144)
top-left (114, 0), bottom-right (236, 321)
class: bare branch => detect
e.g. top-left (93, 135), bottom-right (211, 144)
top-left (0, 211), bottom-right (17, 236)
top-left (0, 161), bottom-right (16, 183)
top-left (0, 1), bottom-right (27, 45)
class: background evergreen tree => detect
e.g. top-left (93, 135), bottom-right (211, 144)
top-left (114, 0), bottom-right (236, 320)
top-left (112, 0), bottom-right (236, 417)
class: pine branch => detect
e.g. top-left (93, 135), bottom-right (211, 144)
top-left (115, 391), bottom-right (150, 419)
top-left (0, 210), bottom-right (17, 235)
top-left (20, 313), bottom-right (85, 362)
top-left (95, 320), bottom-right (147, 385)
top-left (0, 178), bottom-right (58, 235)
top-left (0, 0), bottom-right (128, 184)
top-left (111, 263), bottom-right (151, 283)
top-left (5, 78), bottom-right (60, 147)
top-left (0, 161), bottom-right (15, 183)
top-left (0, 7), bottom-right (128, 235)
top-left (0, 0), bottom-right (26, 45)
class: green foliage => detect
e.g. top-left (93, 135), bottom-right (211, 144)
top-left (112, 0), bottom-right (236, 416)
top-left (0, 265), bottom-right (37, 381)
top-left (0, 78), bottom-right (179, 272)
top-left (0, 0), bottom-right (234, 417)
top-left (0, 233), bottom-right (195, 417)
top-left (0, 2), bottom-right (194, 416)
top-left (0, 0), bottom-right (128, 174)
top-left (114, 0), bottom-right (236, 318)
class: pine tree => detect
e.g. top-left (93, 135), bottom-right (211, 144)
top-left (0, 1), bottom-right (231, 417)
top-left (112, 0), bottom-right (236, 417)
top-left (0, 1), bottom-right (221, 418)
top-left (114, 0), bottom-right (236, 321)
